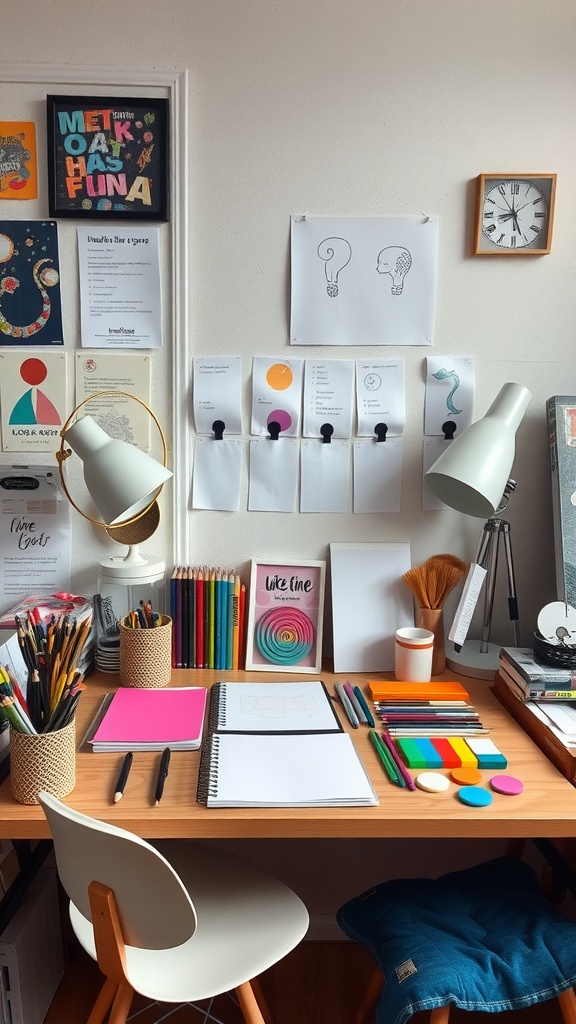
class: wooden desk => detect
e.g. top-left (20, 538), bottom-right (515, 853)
top-left (1, 669), bottom-right (576, 840)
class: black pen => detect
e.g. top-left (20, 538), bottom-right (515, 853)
top-left (154, 747), bottom-right (171, 806)
top-left (113, 752), bottom-right (133, 804)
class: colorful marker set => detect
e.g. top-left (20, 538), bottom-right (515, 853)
top-left (123, 601), bottom-right (160, 629)
top-left (334, 681), bottom-right (375, 728)
top-left (396, 736), bottom-right (507, 770)
top-left (171, 566), bottom-right (246, 670)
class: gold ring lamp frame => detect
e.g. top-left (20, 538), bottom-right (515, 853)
top-left (56, 391), bottom-right (172, 574)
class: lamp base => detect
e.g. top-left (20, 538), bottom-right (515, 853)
top-left (445, 639), bottom-right (500, 680)
top-left (99, 553), bottom-right (165, 583)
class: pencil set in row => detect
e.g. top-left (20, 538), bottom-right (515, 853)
top-left (170, 566), bottom-right (246, 670)
top-left (14, 612), bottom-right (92, 732)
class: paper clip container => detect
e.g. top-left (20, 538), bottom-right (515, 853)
top-left (119, 614), bottom-right (172, 688)
top-left (10, 719), bottom-right (76, 805)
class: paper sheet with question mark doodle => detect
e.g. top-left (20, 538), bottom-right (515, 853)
top-left (290, 214), bottom-right (438, 346)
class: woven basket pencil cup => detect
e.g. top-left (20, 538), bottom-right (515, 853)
top-left (10, 718), bottom-right (76, 805)
top-left (119, 614), bottom-right (172, 688)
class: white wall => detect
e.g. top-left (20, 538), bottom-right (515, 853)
top-left (2, 2), bottom-right (574, 929)
top-left (3, 0), bottom-right (575, 647)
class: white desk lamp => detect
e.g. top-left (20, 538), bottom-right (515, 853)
top-left (424, 382), bottom-right (532, 677)
top-left (56, 392), bottom-right (173, 580)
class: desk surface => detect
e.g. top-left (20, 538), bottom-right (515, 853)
top-left (1, 668), bottom-right (576, 840)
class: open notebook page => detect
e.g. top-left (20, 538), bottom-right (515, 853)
top-left (208, 680), bottom-right (342, 733)
top-left (199, 731), bottom-right (378, 807)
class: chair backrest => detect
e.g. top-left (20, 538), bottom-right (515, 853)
top-left (39, 791), bottom-right (197, 950)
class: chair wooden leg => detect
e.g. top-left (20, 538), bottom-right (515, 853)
top-left (107, 983), bottom-right (135, 1024)
top-left (250, 977), bottom-right (273, 1024)
top-left (430, 1006), bottom-right (451, 1024)
top-left (558, 987), bottom-right (576, 1024)
top-left (354, 967), bottom-right (383, 1024)
top-left (86, 977), bottom-right (118, 1024)
top-left (236, 981), bottom-right (267, 1024)
top-left (87, 882), bottom-right (135, 1024)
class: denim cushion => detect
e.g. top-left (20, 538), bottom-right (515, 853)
top-left (337, 856), bottom-right (576, 1024)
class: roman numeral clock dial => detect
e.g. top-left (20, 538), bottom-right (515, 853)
top-left (473, 174), bottom-right (556, 255)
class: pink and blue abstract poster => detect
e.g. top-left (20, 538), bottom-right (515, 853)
top-left (0, 221), bottom-right (63, 346)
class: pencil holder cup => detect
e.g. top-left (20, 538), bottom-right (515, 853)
top-left (415, 607), bottom-right (446, 675)
top-left (119, 614), bottom-right (172, 688)
top-left (395, 626), bottom-right (435, 682)
top-left (10, 719), bottom-right (76, 805)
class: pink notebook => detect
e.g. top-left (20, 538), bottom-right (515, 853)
top-left (90, 687), bottom-right (207, 751)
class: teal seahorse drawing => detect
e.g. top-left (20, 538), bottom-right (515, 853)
top-left (433, 368), bottom-right (462, 414)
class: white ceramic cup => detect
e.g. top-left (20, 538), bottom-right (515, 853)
top-left (395, 627), bottom-right (435, 682)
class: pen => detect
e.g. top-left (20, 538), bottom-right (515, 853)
top-left (113, 752), bottom-right (133, 804)
top-left (379, 731), bottom-right (417, 791)
top-left (368, 730), bottom-right (404, 787)
top-left (334, 682), bottom-right (359, 728)
top-left (343, 681), bottom-right (367, 724)
top-left (154, 747), bottom-right (171, 806)
top-left (352, 685), bottom-right (375, 727)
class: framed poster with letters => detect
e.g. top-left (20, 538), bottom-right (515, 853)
top-left (46, 94), bottom-right (169, 220)
top-left (245, 559), bottom-right (326, 673)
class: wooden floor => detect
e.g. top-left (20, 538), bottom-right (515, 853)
top-left (43, 939), bottom-right (567, 1024)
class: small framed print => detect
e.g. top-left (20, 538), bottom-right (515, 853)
top-left (245, 559), bottom-right (326, 673)
top-left (46, 95), bottom-right (169, 220)
top-left (473, 173), bottom-right (556, 255)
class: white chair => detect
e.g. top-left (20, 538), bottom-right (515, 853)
top-left (39, 791), bottom-right (309, 1024)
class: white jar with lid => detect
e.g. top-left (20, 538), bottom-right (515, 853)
top-left (97, 555), bottom-right (166, 628)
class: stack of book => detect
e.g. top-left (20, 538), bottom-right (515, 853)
top-left (498, 646), bottom-right (576, 702)
top-left (492, 670), bottom-right (576, 785)
top-left (170, 566), bottom-right (246, 670)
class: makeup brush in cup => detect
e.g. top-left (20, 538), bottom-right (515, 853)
top-left (402, 554), bottom-right (467, 674)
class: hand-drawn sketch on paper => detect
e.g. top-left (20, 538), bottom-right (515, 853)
top-left (317, 237), bottom-right (352, 297)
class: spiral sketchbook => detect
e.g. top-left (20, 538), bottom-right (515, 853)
top-left (207, 680), bottom-right (342, 734)
top-left (197, 731), bottom-right (378, 807)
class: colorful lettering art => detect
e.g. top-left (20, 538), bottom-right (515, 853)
top-left (47, 96), bottom-right (169, 220)
top-left (0, 122), bottom-right (38, 199)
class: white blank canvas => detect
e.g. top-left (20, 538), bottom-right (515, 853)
top-left (330, 542), bottom-right (413, 672)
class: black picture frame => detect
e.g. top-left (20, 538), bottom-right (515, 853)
top-left (46, 95), bottom-right (169, 221)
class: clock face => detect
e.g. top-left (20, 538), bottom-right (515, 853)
top-left (482, 179), bottom-right (548, 249)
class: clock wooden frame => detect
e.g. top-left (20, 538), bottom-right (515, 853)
top-left (473, 173), bottom-right (557, 255)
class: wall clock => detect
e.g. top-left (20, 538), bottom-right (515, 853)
top-left (473, 173), bottom-right (557, 255)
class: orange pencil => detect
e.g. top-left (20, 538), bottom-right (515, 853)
top-left (232, 573), bottom-right (241, 670)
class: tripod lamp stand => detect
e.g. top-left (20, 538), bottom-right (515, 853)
top-left (424, 382), bottom-right (532, 679)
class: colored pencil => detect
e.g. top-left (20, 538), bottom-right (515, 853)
top-left (232, 573), bottom-right (241, 670)
top-left (181, 566), bottom-right (190, 668)
top-left (203, 567), bottom-right (210, 668)
top-left (226, 571), bottom-right (235, 670)
top-left (208, 568), bottom-right (216, 669)
top-left (196, 568), bottom-right (205, 669)
top-left (238, 583), bottom-right (246, 669)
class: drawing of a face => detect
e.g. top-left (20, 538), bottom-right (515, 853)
top-left (377, 246), bottom-right (412, 295)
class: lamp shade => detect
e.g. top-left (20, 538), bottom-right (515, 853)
top-left (424, 383), bottom-right (532, 518)
top-left (63, 415), bottom-right (173, 526)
